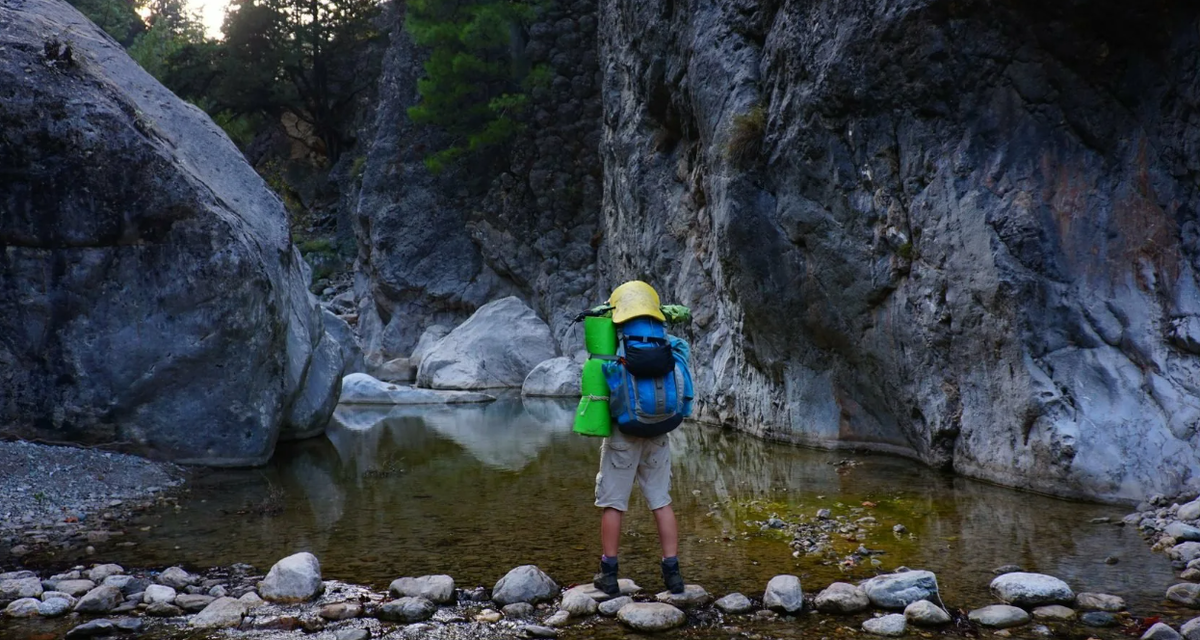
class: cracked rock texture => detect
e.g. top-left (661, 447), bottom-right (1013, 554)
top-left (0, 0), bottom-right (342, 463)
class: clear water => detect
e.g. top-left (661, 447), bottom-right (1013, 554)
top-left (90, 397), bottom-right (1184, 624)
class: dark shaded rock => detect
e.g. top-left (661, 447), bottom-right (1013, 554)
top-left (0, 0), bottom-right (341, 461)
top-left (1082, 611), bottom-right (1118, 627)
top-left (65, 620), bottom-right (115, 638)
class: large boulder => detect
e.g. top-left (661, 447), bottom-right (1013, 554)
top-left (417, 297), bottom-right (559, 390)
top-left (339, 373), bottom-right (494, 404)
top-left (0, 0), bottom-right (340, 462)
top-left (763, 575), bottom-right (804, 613)
top-left (491, 565), bottom-right (558, 605)
top-left (521, 357), bottom-right (582, 397)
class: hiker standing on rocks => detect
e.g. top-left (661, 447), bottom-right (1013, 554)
top-left (576, 281), bottom-right (694, 596)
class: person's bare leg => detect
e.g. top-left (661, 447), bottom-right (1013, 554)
top-left (652, 504), bottom-right (678, 558)
top-left (601, 507), bottom-right (623, 558)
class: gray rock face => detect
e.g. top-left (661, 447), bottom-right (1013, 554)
top-left (157, 567), bottom-right (198, 590)
top-left (340, 373), bottom-right (494, 405)
top-left (1168, 523), bottom-right (1200, 543)
top-left (38, 597), bottom-right (72, 617)
top-left (970, 604), bottom-right (1032, 628)
top-left (617, 602), bottom-right (686, 631)
top-left (863, 613), bottom-right (907, 636)
top-left (656, 584), bottom-right (711, 608)
top-left (1075, 592), bottom-right (1125, 612)
top-left (522, 357), bottom-right (582, 397)
top-left (503, 602), bottom-right (536, 618)
top-left (4, 597), bottom-right (41, 617)
top-left (596, 0), bottom-right (1200, 502)
top-left (416, 297), bottom-right (558, 390)
top-left (65, 619), bottom-right (115, 638)
top-left (990, 572), bottom-right (1074, 607)
top-left (1169, 584), bottom-right (1200, 608)
top-left (175, 593), bottom-right (215, 612)
top-left (143, 584), bottom-right (177, 604)
top-left (73, 585), bottom-right (123, 613)
top-left (815, 582), bottom-right (871, 613)
top-left (0, 0), bottom-right (340, 461)
top-left (0, 577), bottom-right (43, 603)
top-left (714, 593), bottom-right (754, 614)
top-left (1181, 501), bottom-right (1200, 522)
top-left (259, 552), bottom-right (323, 602)
top-left (491, 565), bottom-right (558, 605)
top-left (1145, 623), bottom-right (1184, 640)
top-left (324, 309), bottom-right (367, 375)
top-left (763, 575), bottom-right (804, 613)
top-left (388, 575), bottom-right (456, 604)
top-left (55, 580), bottom-right (96, 597)
top-left (599, 596), bottom-right (634, 616)
top-left (378, 596), bottom-right (436, 622)
top-left (1181, 617), bottom-right (1200, 640)
top-left (561, 590), bottom-right (598, 617)
top-left (905, 600), bottom-right (951, 626)
top-left (188, 596), bottom-right (247, 629)
top-left (85, 565), bottom-right (123, 583)
top-left (861, 571), bottom-right (940, 610)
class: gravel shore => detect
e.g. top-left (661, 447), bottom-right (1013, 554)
top-left (0, 440), bottom-right (184, 562)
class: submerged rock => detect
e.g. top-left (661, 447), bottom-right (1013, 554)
top-left (1082, 611), bottom-right (1118, 627)
top-left (990, 572), bottom-right (1074, 607)
top-left (970, 604), bottom-right (1031, 628)
top-left (763, 575), bottom-right (804, 613)
top-left (492, 566), bottom-right (558, 605)
top-left (1032, 605), bottom-right (1076, 621)
top-left (815, 582), bottom-right (871, 613)
top-left (65, 619), bottom-right (115, 638)
top-left (863, 613), bottom-right (907, 636)
top-left (1075, 592), bottom-right (1125, 612)
top-left (618, 602), bottom-right (686, 631)
top-left (259, 552), bottom-right (323, 602)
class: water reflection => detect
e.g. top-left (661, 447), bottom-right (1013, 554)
top-left (106, 399), bottom-right (1178, 617)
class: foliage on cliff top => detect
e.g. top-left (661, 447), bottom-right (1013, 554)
top-left (405, 0), bottom-right (548, 175)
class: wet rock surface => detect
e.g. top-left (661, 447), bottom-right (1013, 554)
top-left (617, 602), bottom-right (686, 631)
top-left (990, 572), bottom-right (1074, 607)
top-left (863, 613), bottom-right (907, 636)
top-left (970, 604), bottom-right (1032, 628)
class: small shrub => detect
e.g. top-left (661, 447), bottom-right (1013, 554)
top-left (725, 104), bottom-right (766, 167)
top-left (897, 242), bottom-right (914, 260)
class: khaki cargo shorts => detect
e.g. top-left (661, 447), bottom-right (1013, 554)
top-left (594, 427), bottom-right (672, 512)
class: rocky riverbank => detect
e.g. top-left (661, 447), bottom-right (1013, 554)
top-left (0, 441), bottom-right (185, 565)
top-left (3, 550), bottom-right (1195, 639)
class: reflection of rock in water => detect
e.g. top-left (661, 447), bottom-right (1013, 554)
top-left (325, 401), bottom-right (565, 473)
top-left (282, 447), bottom-right (345, 537)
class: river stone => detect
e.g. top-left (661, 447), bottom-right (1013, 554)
top-left (336, 630), bottom-right (371, 640)
top-left (65, 619), bottom-right (115, 638)
top-left (545, 610), bottom-right (571, 627)
top-left (340, 373), bottom-right (495, 404)
top-left (85, 565), bottom-right (124, 583)
top-left (101, 575), bottom-right (142, 594)
top-left (74, 585), bottom-right (123, 613)
top-left (475, 608), bottom-right (502, 623)
top-left (1032, 605), bottom-right (1076, 621)
top-left (379, 596), bottom-right (436, 622)
top-left (41, 591), bottom-right (76, 604)
top-left (38, 597), bottom-right (72, 617)
top-left (1169, 584), bottom-right (1200, 607)
top-left (861, 571), bottom-right (939, 609)
top-left (492, 565), bottom-right (558, 605)
top-left (240, 591), bottom-right (265, 608)
top-left (189, 596), bottom-right (247, 629)
top-left (970, 605), bottom-right (1031, 628)
top-left (617, 602), bottom-right (686, 631)
top-left (1076, 592), bottom-right (1125, 611)
top-left (1181, 617), bottom-right (1200, 640)
top-left (55, 580), bottom-right (96, 597)
top-left (143, 584), bottom-right (176, 604)
top-left (599, 596), bottom-right (634, 616)
top-left (715, 593), bottom-right (754, 614)
top-left (0, 577), bottom-right (43, 602)
top-left (905, 600), bottom-right (951, 625)
top-left (560, 589), bottom-right (598, 617)
top-left (763, 575), bottom-right (804, 613)
top-left (657, 584), bottom-right (711, 608)
top-left (521, 357), bottom-right (582, 397)
top-left (564, 579), bottom-right (641, 602)
top-left (146, 602), bottom-right (184, 617)
top-left (523, 625), bottom-right (558, 638)
top-left (1169, 523), bottom-right (1200, 543)
top-left (259, 552), bottom-right (324, 602)
top-left (863, 613), bottom-right (907, 636)
top-left (4, 597), bottom-right (41, 617)
top-left (176, 593), bottom-right (216, 612)
top-left (990, 572), bottom-right (1074, 607)
top-left (320, 602), bottom-right (362, 620)
top-left (114, 618), bottom-right (143, 633)
top-left (389, 575), bottom-right (456, 604)
top-left (1172, 543), bottom-right (1200, 563)
top-left (1144, 623), bottom-right (1184, 640)
top-left (503, 602), bottom-right (536, 618)
top-left (0, 0), bottom-right (341, 461)
top-left (1182, 501), bottom-right (1200, 522)
top-left (157, 567), bottom-right (199, 589)
top-left (0, 571), bottom-right (35, 581)
top-left (1082, 611), bottom-right (1118, 627)
top-left (816, 582), bottom-right (871, 613)
top-left (416, 297), bottom-right (559, 390)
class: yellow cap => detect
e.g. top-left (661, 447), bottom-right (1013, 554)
top-left (609, 280), bottom-right (665, 324)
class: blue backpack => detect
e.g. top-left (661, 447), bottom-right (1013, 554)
top-left (602, 317), bottom-right (694, 438)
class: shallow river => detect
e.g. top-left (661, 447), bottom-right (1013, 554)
top-left (97, 397), bottom-right (1185, 623)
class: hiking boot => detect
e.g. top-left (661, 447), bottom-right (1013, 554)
top-left (593, 557), bottom-right (620, 597)
top-left (661, 557), bottom-right (685, 594)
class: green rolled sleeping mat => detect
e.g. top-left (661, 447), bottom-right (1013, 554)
top-left (573, 358), bottom-right (611, 437)
top-left (584, 316), bottom-right (617, 356)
